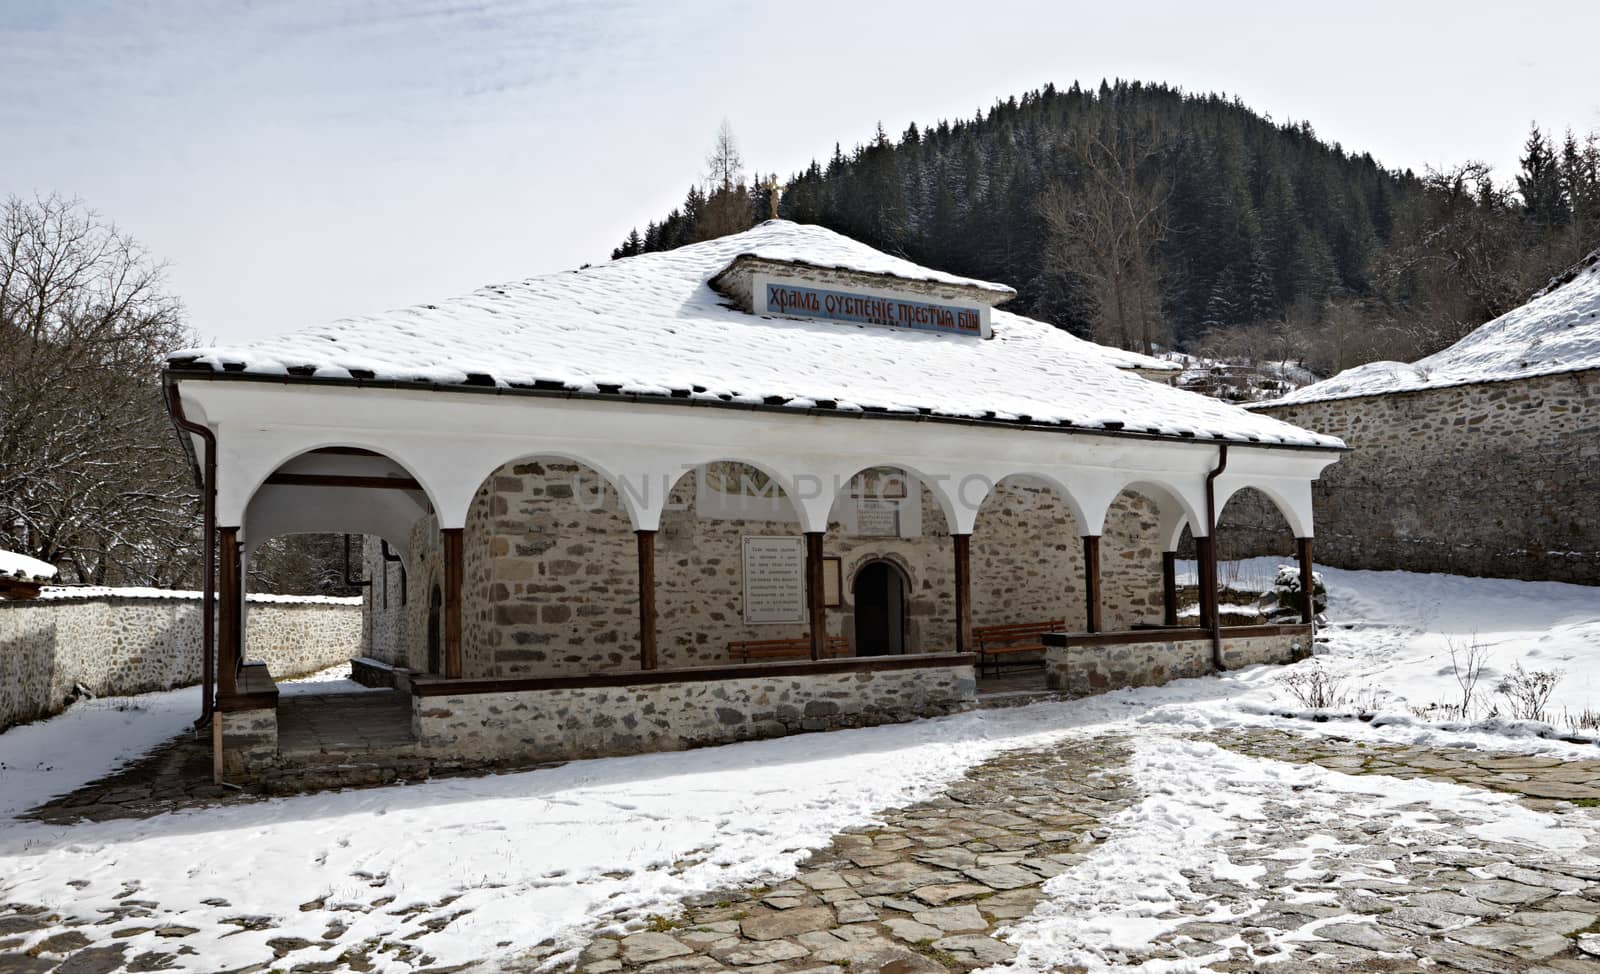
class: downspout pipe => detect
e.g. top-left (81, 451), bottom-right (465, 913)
top-left (164, 382), bottom-right (217, 728)
top-left (1204, 444), bottom-right (1229, 671)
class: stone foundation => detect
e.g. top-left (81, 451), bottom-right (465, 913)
top-left (1045, 625), bottom-right (1311, 696)
top-left (218, 708), bottom-right (277, 775)
top-left (412, 657), bottom-right (977, 766)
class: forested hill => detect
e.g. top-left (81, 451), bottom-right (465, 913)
top-left (613, 81), bottom-right (1599, 376)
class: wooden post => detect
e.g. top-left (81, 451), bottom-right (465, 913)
top-left (1082, 535), bottom-right (1102, 633)
top-left (442, 528), bottom-right (464, 679)
top-left (1161, 551), bottom-right (1178, 627)
top-left (1196, 534), bottom-right (1218, 631)
top-left (637, 530), bottom-right (658, 669)
top-left (217, 526), bottom-right (241, 696)
top-left (1297, 537), bottom-right (1316, 624)
top-left (805, 532), bottom-right (827, 661)
top-left (952, 533), bottom-right (973, 655)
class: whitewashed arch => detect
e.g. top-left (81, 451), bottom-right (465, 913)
top-left (233, 441), bottom-right (443, 550)
top-left (813, 460), bottom-right (964, 537)
top-left (659, 458), bottom-right (808, 526)
top-left (1214, 477), bottom-right (1314, 539)
top-left (966, 469), bottom-right (1092, 538)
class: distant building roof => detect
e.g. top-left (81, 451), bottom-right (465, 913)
top-left (1264, 249), bottom-right (1600, 407)
top-left (0, 549), bottom-right (57, 582)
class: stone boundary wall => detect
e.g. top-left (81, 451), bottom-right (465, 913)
top-left (0, 594), bottom-right (362, 731)
top-left (412, 660), bottom-right (977, 766)
top-left (1045, 627), bottom-right (1308, 696)
top-left (1252, 369), bottom-right (1600, 584)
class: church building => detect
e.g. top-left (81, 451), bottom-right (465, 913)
top-left (162, 221), bottom-right (1344, 782)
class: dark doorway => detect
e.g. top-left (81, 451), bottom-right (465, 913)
top-left (427, 583), bottom-right (443, 674)
top-left (853, 561), bottom-right (907, 656)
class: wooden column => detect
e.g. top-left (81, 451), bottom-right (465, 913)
top-left (1297, 536), bottom-right (1316, 625)
top-left (952, 533), bottom-right (973, 655)
top-left (1196, 534), bottom-right (1219, 631)
top-left (1082, 535), bottom-right (1103, 633)
top-left (1161, 551), bottom-right (1179, 627)
top-left (805, 532), bottom-right (827, 661)
top-left (442, 528), bottom-right (464, 679)
top-left (217, 526), bottom-right (241, 696)
top-left (637, 530), bottom-right (658, 670)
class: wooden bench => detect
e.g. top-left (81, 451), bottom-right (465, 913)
top-left (973, 620), bottom-right (1065, 675)
top-left (729, 635), bottom-right (850, 662)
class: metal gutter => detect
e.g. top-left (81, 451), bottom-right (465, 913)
top-left (162, 382), bottom-right (217, 728)
top-left (1204, 444), bottom-right (1229, 671)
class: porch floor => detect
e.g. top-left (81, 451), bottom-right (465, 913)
top-left (276, 689), bottom-right (416, 755)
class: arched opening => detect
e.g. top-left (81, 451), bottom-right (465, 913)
top-left (1174, 486), bottom-right (1308, 627)
top-left (825, 466), bottom-right (954, 656)
top-left (852, 560), bottom-right (908, 656)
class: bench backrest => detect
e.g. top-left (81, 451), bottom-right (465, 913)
top-left (973, 620), bottom-right (1066, 646)
top-left (729, 635), bottom-right (850, 661)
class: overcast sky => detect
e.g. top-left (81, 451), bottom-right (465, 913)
top-left (5, 0), bottom-right (1599, 345)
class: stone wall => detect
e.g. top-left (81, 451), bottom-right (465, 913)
top-left (1045, 626), bottom-right (1308, 696)
top-left (1253, 369), bottom-right (1600, 584)
top-left (367, 462), bottom-right (1168, 679)
top-left (0, 593), bottom-right (362, 731)
top-left (218, 708), bottom-right (278, 775)
top-left (412, 659), bottom-right (977, 766)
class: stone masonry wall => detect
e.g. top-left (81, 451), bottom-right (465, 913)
top-left (0, 595), bottom-right (361, 731)
top-left (413, 662), bottom-right (977, 765)
top-left (368, 462), bottom-right (1169, 680)
top-left (1045, 627), bottom-right (1306, 696)
top-left (1253, 369), bottom-right (1600, 584)
top-left (1045, 637), bottom-right (1212, 696)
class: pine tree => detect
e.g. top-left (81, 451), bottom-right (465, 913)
top-left (1517, 124), bottom-right (1568, 230)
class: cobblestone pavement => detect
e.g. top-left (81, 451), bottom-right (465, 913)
top-left (546, 736), bottom-right (1138, 974)
top-left (5, 727), bottom-right (1600, 973)
top-left (551, 731), bottom-right (1600, 974)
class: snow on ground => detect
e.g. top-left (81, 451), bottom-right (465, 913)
top-left (1181, 556), bottom-right (1600, 734)
top-left (990, 734), bottom-right (1597, 974)
top-left (0, 686), bottom-right (199, 818)
top-left (0, 692), bottom-right (1224, 973)
top-left (0, 566), bottom-right (1596, 971)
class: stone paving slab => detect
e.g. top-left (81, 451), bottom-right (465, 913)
top-left (536, 736), bottom-right (1137, 974)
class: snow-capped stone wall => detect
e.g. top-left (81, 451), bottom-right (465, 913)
top-left (0, 594), bottom-right (362, 730)
top-left (363, 462), bottom-right (1168, 677)
top-left (1254, 368), bottom-right (1600, 584)
top-left (1044, 625), bottom-right (1309, 696)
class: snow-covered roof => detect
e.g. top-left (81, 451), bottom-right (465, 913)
top-left (33, 586), bottom-right (360, 605)
top-left (0, 549), bottom-right (57, 582)
top-left (169, 221), bottom-right (1337, 449)
top-left (1265, 249), bottom-right (1600, 407)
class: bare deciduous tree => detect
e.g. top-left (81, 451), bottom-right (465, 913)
top-left (1040, 128), bottom-right (1171, 355)
top-left (0, 194), bottom-right (198, 585)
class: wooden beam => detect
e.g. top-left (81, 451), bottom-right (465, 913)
top-left (1161, 551), bottom-right (1179, 627)
top-left (805, 532), bottom-right (827, 661)
top-left (218, 526), bottom-right (241, 696)
top-left (1195, 535), bottom-right (1219, 631)
top-left (263, 472), bottom-right (423, 491)
top-left (442, 528), bottom-right (464, 679)
top-left (637, 530), bottom-right (658, 670)
top-left (1082, 535), bottom-right (1102, 633)
top-left (952, 533), bottom-right (973, 655)
top-left (1297, 537), bottom-right (1316, 625)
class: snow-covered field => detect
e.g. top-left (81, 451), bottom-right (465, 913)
top-left (0, 565), bottom-right (1596, 972)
